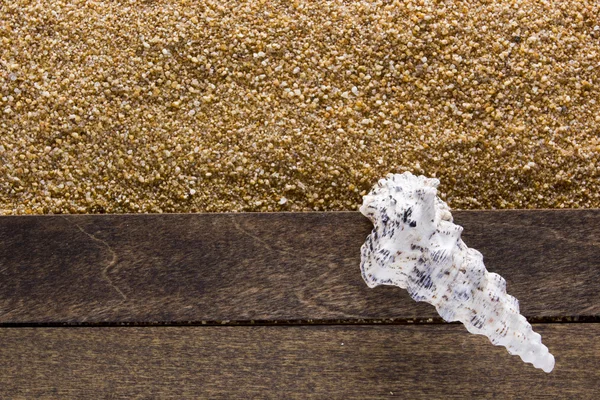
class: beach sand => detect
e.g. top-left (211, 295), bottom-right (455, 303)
top-left (1, 0), bottom-right (598, 214)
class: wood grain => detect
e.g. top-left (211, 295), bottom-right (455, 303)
top-left (0, 324), bottom-right (597, 399)
top-left (0, 210), bottom-right (598, 324)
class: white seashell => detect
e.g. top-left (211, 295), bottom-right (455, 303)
top-left (360, 172), bottom-right (555, 372)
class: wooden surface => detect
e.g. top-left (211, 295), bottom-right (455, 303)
top-left (0, 210), bottom-right (598, 324)
top-left (1, 324), bottom-right (598, 399)
top-left (0, 210), bottom-right (599, 398)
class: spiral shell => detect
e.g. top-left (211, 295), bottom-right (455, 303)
top-left (360, 172), bottom-right (555, 372)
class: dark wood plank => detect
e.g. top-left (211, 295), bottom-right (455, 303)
top-left (0, 324), bottom-right (597, 398)
top-left (0, 210), bottom-right (598, 324)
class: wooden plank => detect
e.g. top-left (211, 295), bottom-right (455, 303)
top-left (0, 324), bottom-right (597, 398)
top-left (0, 210), bottom-right (598, 324)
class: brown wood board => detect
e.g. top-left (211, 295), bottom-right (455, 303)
top-left (0, 210), bottom-right (598, 324)
top-left (0, 324), bottom-right (597, 399)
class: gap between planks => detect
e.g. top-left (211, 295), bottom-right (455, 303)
top-left (1, 316), bottom-right (600, 328)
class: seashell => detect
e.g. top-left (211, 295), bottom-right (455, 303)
top-left (359, 172), bottom-right (555, 372)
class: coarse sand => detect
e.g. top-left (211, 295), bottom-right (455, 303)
top-left (1, 0), bottom-right (599, 214)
